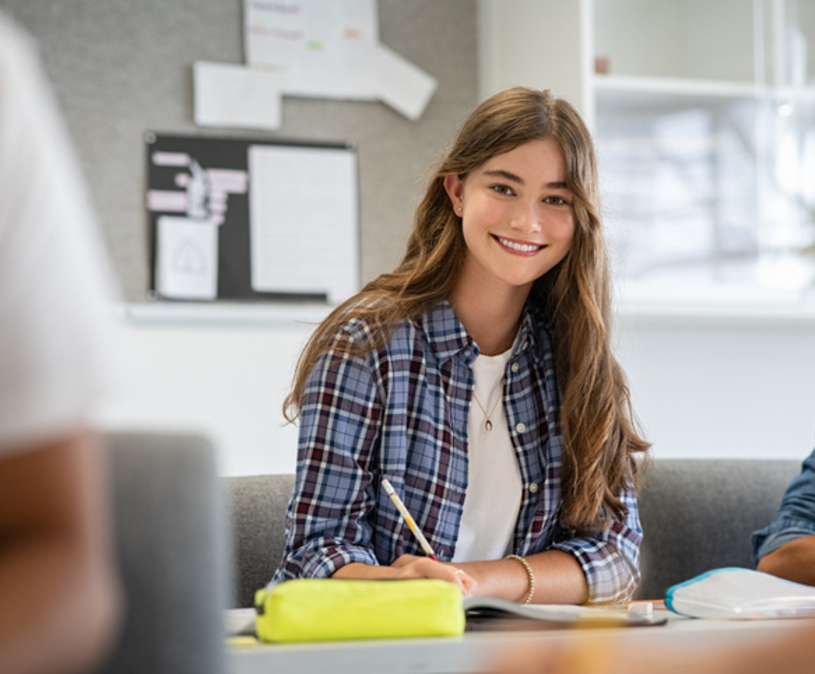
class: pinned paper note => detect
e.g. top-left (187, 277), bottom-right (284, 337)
top-left (194, 62), bottom-right (282, 130)
top-left (245, 0), bottom-right (379, 100)
top-left (156, 216), bottom-right (219, 300)
top-left (372, 43), bottom-right (437, 121)
top-left (192, 0), bottom-right (437, 129)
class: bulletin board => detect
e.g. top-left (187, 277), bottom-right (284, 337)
top-left (145, 133), bottom-right (359, 302)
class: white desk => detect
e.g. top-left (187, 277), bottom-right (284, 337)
top-left (228, 611), bottom-right (812, 674)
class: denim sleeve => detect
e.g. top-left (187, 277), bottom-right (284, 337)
top-left (751, 447), bottom-right (815, 564)
top-left (271, 333), bottom-right (384, 585)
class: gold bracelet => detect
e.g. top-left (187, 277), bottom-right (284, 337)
top-left (506, 554), bottom-right (535, 604)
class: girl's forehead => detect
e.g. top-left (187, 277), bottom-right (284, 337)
top-left (473, 139), bottom-right (568, 180)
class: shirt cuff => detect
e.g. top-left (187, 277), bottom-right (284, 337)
top-left (752, 518), bottom-right (815, 563)
top-left (300, 545), bottom-right (380, 579)
top-left (550, 539), bottom-right (639, 604)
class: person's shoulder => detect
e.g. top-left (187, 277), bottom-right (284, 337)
top-left (0, 12), bottom-right (36, 71)
top-left (335, 297), bottom-right (413, 336)
top-left (322, 297), bottom-right (414, 355)
top-left (799, 447), bottom-right (815, 474)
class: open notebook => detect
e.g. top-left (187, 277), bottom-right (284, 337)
top-left (463, 596), bottom-right (666, 627)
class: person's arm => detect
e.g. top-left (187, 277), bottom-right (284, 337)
top-left (757, 535), bottom-right (815, 585)
top-left (361, 480), bottom-right (638, 604)
top-left (0, 428), bottom-right (121, 674)
top-left (274, 332), bottom-right (475, 595)
top-left (329, 484), bottom-right (635, 604)
top-left (752, 448), bottom-right (815, 584)
top-left (542, 482), bottom-right (642, 604)
top-left (333, 556), bottom-right (476, 594)
top-left (441, 549), bottom-right (587, 604)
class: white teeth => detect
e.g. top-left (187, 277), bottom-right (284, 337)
top-left (497, 237), bottom-right (542, 253)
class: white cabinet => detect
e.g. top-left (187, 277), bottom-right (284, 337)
top-left (478, 0), bottom-right (815, 307)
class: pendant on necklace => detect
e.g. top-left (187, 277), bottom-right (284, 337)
top-left (485, 420), bottom-right (493, 431)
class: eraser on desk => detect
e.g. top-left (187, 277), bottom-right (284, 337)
top-left (628, 602), bottom-right (653, 616)
top-left (254, 578), bottom-right (465, 643)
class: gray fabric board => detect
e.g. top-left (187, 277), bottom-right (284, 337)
top-left (0, 0), bottom-right (479, 301)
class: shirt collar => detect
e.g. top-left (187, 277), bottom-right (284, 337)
top-left (418, 300), bottom-right (548, 366)
top-left (417, 300), bottom-right (475, 364)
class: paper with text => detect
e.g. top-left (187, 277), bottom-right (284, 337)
top-left (245, 0), bottom-right (378, 99)
top-left (248, 145), bottom-right (358, 302)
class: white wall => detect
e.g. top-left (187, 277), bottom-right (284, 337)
top-left (97, 307), bottom-right (318, 477)
top-left (477, 0), bottom-right (591, 115)
top-left (616, 311), bottom-right (815, 462)
top-left (97, 305), bottom-right (815, 477)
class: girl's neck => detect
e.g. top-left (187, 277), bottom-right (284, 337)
top-left (449, 273), bottom-right (530, 357)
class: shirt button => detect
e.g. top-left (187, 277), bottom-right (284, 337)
top-left (511, 362), bottom-right (520, 373)
top-left (515, 422), bottom-right (526, 434)
top-left (522, 341), bottom-right (529, 351)
top-left (529, 482), bottom-right (539, 494)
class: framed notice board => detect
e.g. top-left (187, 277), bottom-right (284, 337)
top-left (145, 133), bottom-right (360, 302)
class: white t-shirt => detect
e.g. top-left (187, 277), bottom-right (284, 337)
top-left (452, 338), bottom-right (523, 563)
top-left (0, 15), bottom-right (119, 454)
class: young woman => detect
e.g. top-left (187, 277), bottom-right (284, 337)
top-left (272, 88), bottom-right (649, 605)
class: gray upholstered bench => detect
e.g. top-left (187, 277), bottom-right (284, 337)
top-left (225, 459), bottom-right (803, 606)
top-left (226, 474), bottom-right (294, 608)
top-left (635, 459), bottom-right (800, 599)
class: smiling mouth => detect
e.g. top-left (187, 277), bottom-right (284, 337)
top-left (494, 235), bottom-right (546, 253)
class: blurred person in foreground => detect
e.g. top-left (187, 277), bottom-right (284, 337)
top-left (0, 11), bottom-right (122, 674)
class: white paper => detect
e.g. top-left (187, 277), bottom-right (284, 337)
top-left (194, 61), bottom-right (282, 130)
top-left (373, 43), bottom-right (437, 121)
top-left (248, 145), bottom-right (358, 301)
top-left (156, 216), bottom-right (219, 300)
top-left (244, 0), bottom-right (378, 99)
top-left (239, 0), bottom-right (437, 120)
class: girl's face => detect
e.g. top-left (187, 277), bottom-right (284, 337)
top-left (444, 138), bottom-right (575, 299)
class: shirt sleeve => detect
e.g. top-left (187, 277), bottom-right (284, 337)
top-left (272, 329), bottom-right (384, 584)
top-left (0, 16), bottom-right (120, 453)
top-left (751, 448), bottom-right (815, 564)
top-left (549, 483), bottom-right (642, 604)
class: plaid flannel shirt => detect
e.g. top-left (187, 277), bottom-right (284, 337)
top-left (272, 300), bottom-right (641, 603)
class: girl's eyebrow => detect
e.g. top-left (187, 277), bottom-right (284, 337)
top-left (484, 169), bottom-right (523, 184)
top-left (483, 169), bottom-right (569, 190)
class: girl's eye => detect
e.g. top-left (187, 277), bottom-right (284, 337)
top-left (491, 184), bottom-right (515, 196)
top-left (544, 195), bottom-right (569, 206)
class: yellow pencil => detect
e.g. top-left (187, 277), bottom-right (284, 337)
top-left (381, 478), bottom-right (440, 561)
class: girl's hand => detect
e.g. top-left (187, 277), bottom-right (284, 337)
top-left (390, 554), bottom-right (477, 596)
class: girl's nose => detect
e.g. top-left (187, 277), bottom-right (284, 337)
top-left (509, 201), bottom-right (542, 234)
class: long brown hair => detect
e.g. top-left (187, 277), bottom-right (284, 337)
top-left (285, 88), bottom-right (649, 533)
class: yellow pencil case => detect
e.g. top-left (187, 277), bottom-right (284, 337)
top-left (254, 578), bottom-right (465, 643)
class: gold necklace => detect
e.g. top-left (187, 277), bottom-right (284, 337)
top-left (471, 391), bottom-right (501, 431)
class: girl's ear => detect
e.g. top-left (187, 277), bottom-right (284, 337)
top-left (443, 174), bottom-right (465, 214)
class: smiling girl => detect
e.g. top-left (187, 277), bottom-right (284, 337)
top-left (272, 88), bottom-right (649, 605)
